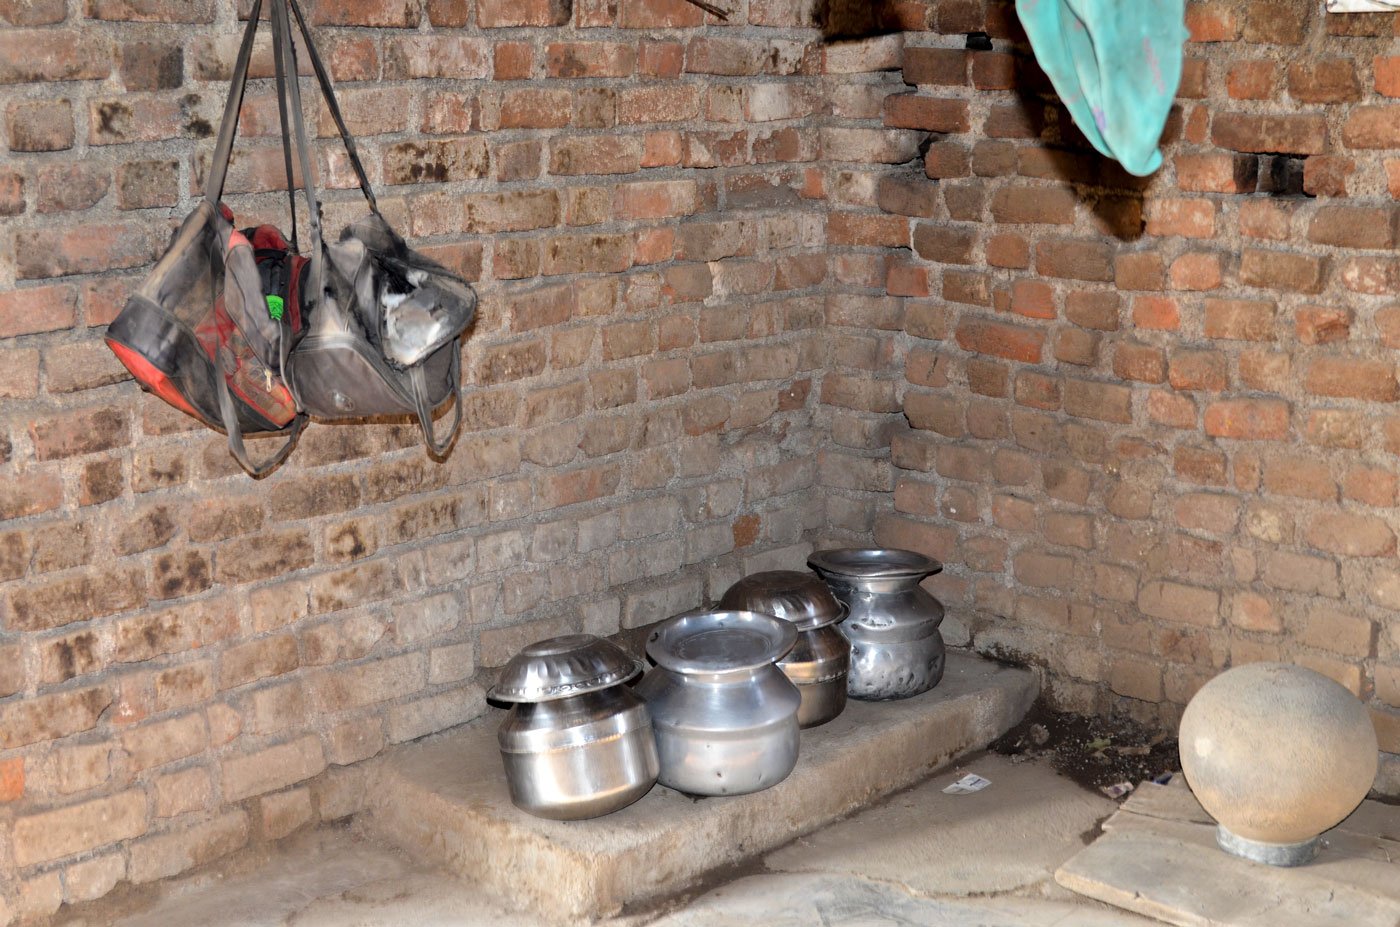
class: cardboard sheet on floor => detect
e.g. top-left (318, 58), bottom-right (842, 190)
top-left (1055, 779), bottom-right (1400, 927)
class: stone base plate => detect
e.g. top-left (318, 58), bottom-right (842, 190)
top-left (1056, 778), bottom-right (1400, 927)
top-left (359, 652), bottom-right (1037, 922)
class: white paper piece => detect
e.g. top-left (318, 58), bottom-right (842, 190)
top-left (1100, 781), bottom-right (1136, 799)
top-left (942, 773), bottom-right (992, 795)
top-left (1327, 0), bottom-right (1400, 11)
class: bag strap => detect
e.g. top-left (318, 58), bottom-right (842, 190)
top-left (409, 343), bottom-right (463, 459)
top-left (213, 349), bottom-right (306, 478)
top-left (270, 3), bottom-right (300, 253)
top-left (286, 0), bottom-right (379, 214)
top-left (270, 0), bottom-right (325, 314)
top-left (204, 0), bottom-right (264, 205)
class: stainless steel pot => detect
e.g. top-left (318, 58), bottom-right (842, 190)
top-left (808, 548), bottom-right (946, 701)
top-left (718, 571), bottom-right (851, 728)
top-left (636, 610), bottom-right (801, 796)
top-left (490, 634), bottom-right (659, 820)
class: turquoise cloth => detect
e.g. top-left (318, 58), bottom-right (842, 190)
top-left (1015, 0), bottom-right (1187, 176)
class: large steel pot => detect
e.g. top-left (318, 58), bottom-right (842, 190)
top-left (636, 610), bottom-right (801, 796)
top-left (808, 548), bottom-right (946, 701)
top-left (490, 634), bottom-right (659, 820)
top-left (718, 570), bottom-right (851, 728)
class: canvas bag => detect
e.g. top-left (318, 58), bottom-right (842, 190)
top-left (272, 0), bottom-right (477, 458)
top-left (105, 0), bottom-right (308, 475)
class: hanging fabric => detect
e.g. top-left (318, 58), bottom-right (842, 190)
top-left (1015, 0), bottom-right (1188, 177)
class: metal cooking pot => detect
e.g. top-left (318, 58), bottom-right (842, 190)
top-left (808, 548), bottom-right (946, 701)
top-left (718, 570), bottom-right (851, 728)
top-left (636, 610), bottom-right (801, 796)
top-left (490, 634), bottom-right (659, 820)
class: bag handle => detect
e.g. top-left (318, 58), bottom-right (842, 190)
top-left (204, 0), bottom-right (264, 206)
top-left (270, 0), bottom-right (300, 253)
top-left (213, 349), bottom-right (307, 478)
top-left (409, 344), bottom-right (463, 459)
top-left (269, 0), bottom-right (326, 311)
top-left (286, 0), bottom-right (379, 214)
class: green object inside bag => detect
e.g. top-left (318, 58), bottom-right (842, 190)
top-left (265, 294), bottom-right (285, 321)
top-left (1015, 0), bottom-right (1188, 176)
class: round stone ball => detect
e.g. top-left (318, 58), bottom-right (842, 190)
top-left (1179, 662), bottom-right (1378, 846)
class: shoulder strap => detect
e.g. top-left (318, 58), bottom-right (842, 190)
top-left (409, 345), bottom-right (463, 459)
top-left (204, 0), bottom-right (264, 206)
top-left (286, 0), bottom-right (379, 214)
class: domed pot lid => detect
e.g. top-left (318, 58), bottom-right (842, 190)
top-left (808, 547), bottom-right (942, 580)
top-left (717, 570), bottom-right (848, 632)
top-left (646, 610), bottom-right (798, 676)
top-left (489, 634), bottom-right (643, 703)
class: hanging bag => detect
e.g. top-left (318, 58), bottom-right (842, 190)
top-left (273, 0), bottom-right (476, 458)
top-left (106, 0), bottom-right (477, 475)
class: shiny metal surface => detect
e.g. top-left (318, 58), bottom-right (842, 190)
top-left (717, 570), bottom-right (847, 632)
top-left (647, 610), bottom-right (797, 676)
top-left (497, 686), bottom-right (659, 820)
top-left (489, 634), bottom-right (643, 703)
top-left (637, 609), bottom-right (801, 796)
top-left (781, 624), bottom-right (850, 728)
top-left (809, 547), bottom-right (947, 701)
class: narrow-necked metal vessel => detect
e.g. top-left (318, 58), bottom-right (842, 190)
top-left (491, 634), bottom-right (659, 820)
top-left (808, 548), bottom-right (946, 701)
top-left (636, 610), bottom-right (801, 796)
top-left (718, 571), bottom-right (851, 728)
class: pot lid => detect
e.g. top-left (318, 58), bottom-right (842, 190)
top-left (808, 547), bottom-right (942, 580)
top-left (646, 610), bottom-right (798, 676)
top-left (717, 570), bottom-right (847, 632)
top-left (489, 634), bottom-right (643, 703)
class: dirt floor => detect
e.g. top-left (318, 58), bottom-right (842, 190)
top-left (991, 702), bottom-right (1181, 798)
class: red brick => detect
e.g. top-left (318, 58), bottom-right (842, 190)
top-left (1113, 343), bottom-right (1166, 383)
top-left (8, 98), bottom-right (73, 151)
top-left (990, 185), bottom-right (1077, 225)
top-left (479, 0), bottom-right (569, 26)
top-left (495, 43), bottom-right (533, 80)
top-left (1244, 1), bottom-right (1306, 44)
top-left (1115, 253), bottom-right (1164, 291)
top-left (1204, 298), bottom-right (1276, 341)
top-left (1130, 295), bottom-right (1179, 331)
top-left (383, 37), bottom-right (490, 80)
top-left (0, 284), bottom-right (77, 338)
top-left (1239, 248), bottom-right (1325, 295)
top-left (1295, 305), bottom-right (1351, 345)
top-left (882, 94), bottom-right (969, 133)
top-left (902, 47), bottom-right (967, 86)
top-left (1306, 513), bottom-right (1395, 558)
top-left (1010, 280), bottom-right (1055, 320)
top-left (1146, 198), bottom-right (1216, 238)
top-left (1288, 59), bottom-right (1362, 103)
top-left (0, 30), bottom-right (109, 83)
top-left (1213, 113), bottom-right (1327, 155)
top-left (1343, 106), bottom-right (1400, 149)
top-left (1204, 399), bottom-right (1290, 440)
top-left (1303, 155), bottom-right (1355, 197)
top-left (1308, 206), bottom-right (1398, 250)
top-left (1065, 379), bottom-right (1132, 423)
top-left (1169, 350), bottom-right (1227, 391)
top-left (1378, 55), bottom-right (1400, 97)
top-left (1169, 253), bottom-right (1222, 291)
top-left (1035, 239), bottom-right (1113, 281)
top-left (1227, 60), bottom-right (1277, 99)
top-left (549, 136), bottom-right (642, 176)
top-left (1305, 356), bottom-right (1398, 402)
top-left (1186, 2), bottom-right (1239, 41)
top-left (1239, 199), bottom-right (1293, 240)
top-left (1175, 153), bottom-right (1257, 193)
top-left (955, 319), bottom-right (1044, 363)
top-left (498, 89), bottom-right (571, 129)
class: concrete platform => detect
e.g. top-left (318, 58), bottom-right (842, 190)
top-left (359, 652), bottom-right (1038, 923)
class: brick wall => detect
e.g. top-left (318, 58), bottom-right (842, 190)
top-left (869, 1), bottom-right (1400, 791)
top-left (0, 0), bottom-right (919, 918)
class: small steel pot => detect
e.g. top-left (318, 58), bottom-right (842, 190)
top-left (808, 548), bottom-right (946, 701)
top-left (718, 571), bottom-right (851, 728)
top-left (491, 634), bottom-right (659, 820)
top-left (637, 610), bottom-right (801, 797)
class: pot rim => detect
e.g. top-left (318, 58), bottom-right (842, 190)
top-left (646, 610), bottom-right (798, 675)
top-left (808, 547), bottom-right (942, 580)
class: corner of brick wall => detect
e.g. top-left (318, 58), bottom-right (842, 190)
top-left (869, 0), bottom-right (1400, 759)
top-left (0, 0), bottom-right (919, 918)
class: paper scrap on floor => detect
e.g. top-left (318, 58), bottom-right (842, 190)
top-left (943, 773), bottom-right (992, 794)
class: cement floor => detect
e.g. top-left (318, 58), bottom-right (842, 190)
top-left (68, 754), bottom-right (1156, 927)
